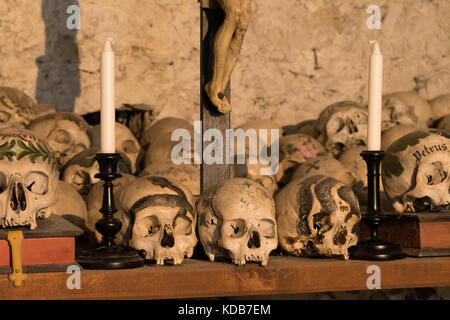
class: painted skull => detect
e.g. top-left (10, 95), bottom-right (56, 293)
top-left (61, 147), bottom-right (132, 196)
top-left (0, 87), bottom-right (37, 128)
top-left (315, 101), bottom-right (368, 157)
top-left (197, 178), bottom-right (278, 266)
top-left (27, 112), bottom-right (91, 168)
top-left (382, 129), bottom-right (450, 212)
top-left (276, 175), bottom-right (360, 260)
top-left (0, 128), bottom-right (59, 229)
top-left (120, 176), bottom-right (196, 265)
top-left (277, 133), bottom-right (326, 185)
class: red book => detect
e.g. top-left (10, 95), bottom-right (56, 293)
top-left (0, 214), bottom-right (83, 273)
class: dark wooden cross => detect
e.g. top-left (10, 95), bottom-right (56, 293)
top-left (200, 0), bottom-right (231, 192)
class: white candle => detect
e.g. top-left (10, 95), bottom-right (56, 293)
top-left (367, 41), bottom-right (383, 151)
top-left (100, 38), bottom-right (116, 153)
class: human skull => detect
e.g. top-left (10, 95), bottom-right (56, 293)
top-left (144, 134), bottom-right (195, 168)
top-left (139, 162), bottom-right (200, 197)
top-left (0, 128), bottom-right (59, 229)
top-left (315, 101), bottom-right (368, 157)
top-left (53, 180), bottom-right (88, 231)
top-left (120, 176), bottom-right (196, 265)
top-left (381, 90), bottom-right (432, 131)
top-left (429, 94), bottom-right (450, 125)
top-left (85, 174), bottom-right (136, 244)
top-left (197, 178), bottom-right (277, 266)
top-left (140, 117), bottom-right (194, 150)
top-left (28, 112), bottom-right (91, 168)
top-left (291, 156), bottom-right (357, 186)
top-left (88, 122), bottom-right (141, 173)
top-left (61, 147), bottom-right (132, 196)
top-left (277, 133), bottom-right (326, 185)
top-left (231, 158), bottom-right (278, 196)
top-left (0, 87), bottom-right (37, 128)
top-left (382, 129), bottom-right (450, 212)
top-left (275, 175), bottom-right (360, 259)
top-left (381, 125), bottom-right (423, 151)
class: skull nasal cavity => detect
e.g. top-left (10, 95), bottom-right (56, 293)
top-left (247, 231), bottom-right (261, 249)
top-left (161, 228), bottom-right (175, 248)
top-left (10, 183), bottom-right (26, 211)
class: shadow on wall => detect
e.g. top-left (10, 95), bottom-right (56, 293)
top-left (36, 0), bottom-right (80, 112)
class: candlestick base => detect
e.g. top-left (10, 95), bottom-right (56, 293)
top-left (78, 245), bottom-right (144, 270)
top-left (348, 240), bottom-right (406, 261)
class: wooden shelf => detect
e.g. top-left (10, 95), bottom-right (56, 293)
top-left (1, 256), bottom-right (450, 299)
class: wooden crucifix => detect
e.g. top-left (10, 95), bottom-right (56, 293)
top-left (199, 0), bottom-right (251, 192)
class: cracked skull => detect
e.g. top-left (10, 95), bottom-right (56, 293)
top-left (120, 176), bottom-right (196, 265)
top-left (28, 112), bottom-right (91, 168)
top-left (0, 128), bottom-right (59, 229)
top-left (315, 101), bottom-right (367, 157)
top-left (276, 175), bottom-right (360, 260)
top-left (197, 178), bottom-right (277, 266)
top-left (382, 129), bottom-right (450, 212)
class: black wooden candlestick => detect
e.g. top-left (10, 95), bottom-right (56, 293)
top-left (77, 153), bottom-right (144, 269)
top-left (349, 150), bottom-right (406, 261)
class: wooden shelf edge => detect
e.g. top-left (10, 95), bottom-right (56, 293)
top-left (1, 256), bottom-right (450, 299)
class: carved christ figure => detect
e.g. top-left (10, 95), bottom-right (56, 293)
top-left (204, 0), bottom-right (251, 114)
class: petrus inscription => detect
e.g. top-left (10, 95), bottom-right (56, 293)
top-left (413, 143), bottom-right (448, 163)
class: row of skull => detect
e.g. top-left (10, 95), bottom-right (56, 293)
top-left (0, 85), bottom-right (449, 265)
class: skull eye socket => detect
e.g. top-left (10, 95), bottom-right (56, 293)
top-left (53, 129), bottom-right (71, 144)
top-left (328, 118), bottom-right (345, 134)
top-left (258, 218), bottom-right (276, 239)
top-left (0, 172), bottom-right (6, 193)
top-left (135, 215), bottom-right (161, 238)
top-left (422, 161), bottom-right (448, 185)
top-left (224, 219), bottom-right (246, 238)
top-left (122, 140), bottom-right (139, 154)
top-left (0, 110), bottom-right (11, 124)
top-left (173, 214), bottom-right (192, 235)
top-left (24, 171), bottom-right (48, 195)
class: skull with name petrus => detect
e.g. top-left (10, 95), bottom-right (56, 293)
top-left (315, 101), bottom-right (368, 157)
top-left (382, 129), bottom-right (450, 212)
top-left (0, 128), bottom-right (58, 229)
top-left (276, 175), bottom-right (360, 260)
top-left (197, 178), bottom-right (278, 266)
top-left (120, 176), bottom-right (196, 265)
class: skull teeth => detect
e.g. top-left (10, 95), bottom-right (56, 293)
top-left (156, 258), bottom-right (164, 265)
top-left (232, 259), bottom-right (246, 266)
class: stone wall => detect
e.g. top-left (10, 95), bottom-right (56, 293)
top-left (0, 0), bottom-right (449, 128)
